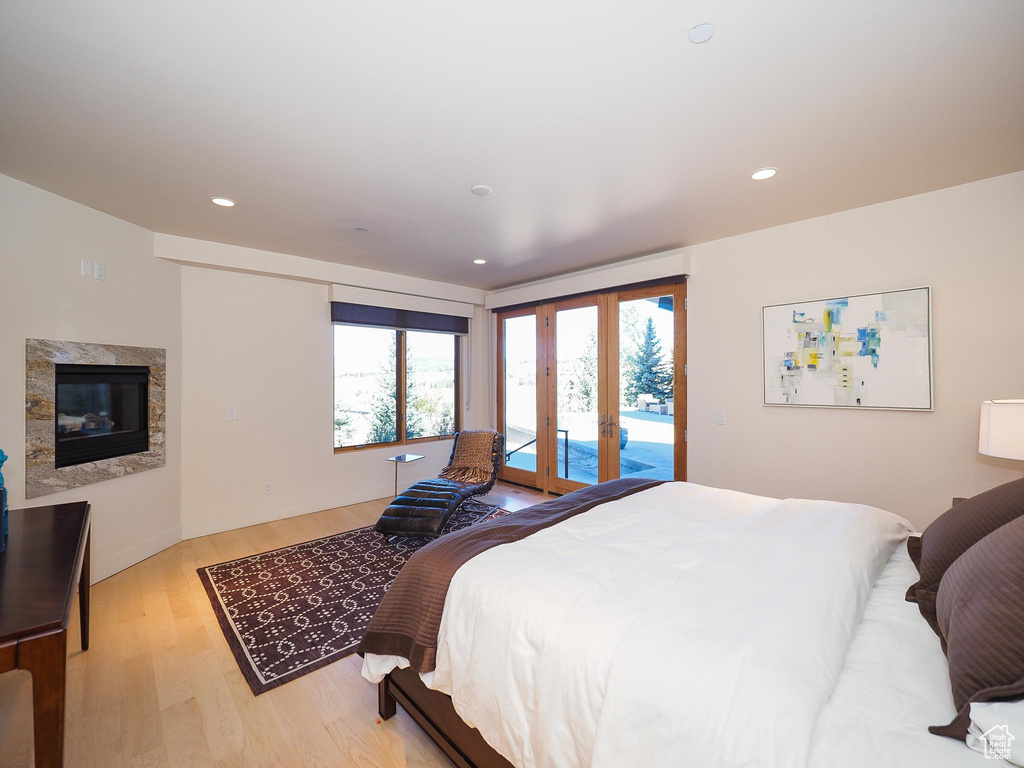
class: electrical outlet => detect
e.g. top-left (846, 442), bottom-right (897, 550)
top-left (715, 410), bottom-right (727, 425)
top-left (94, 263), bottom-right (106, 281)
top-left (227, 407), bottom-right (237, 421)
top-left (80, 259), bottom-right (92, 277)
top-left (264, 482), bottom-right (273, 495)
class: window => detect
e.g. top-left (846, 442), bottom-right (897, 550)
top-left (333, 326), bottom-right (398, 448)
top-left (333, 325), bottom-right (458, 450)
top-left (405, 331), bottom-right (456, 440)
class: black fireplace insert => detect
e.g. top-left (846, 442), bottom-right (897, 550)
top-left (54, 364), bottom-right (150, 468)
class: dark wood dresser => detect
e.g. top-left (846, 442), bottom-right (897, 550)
top-left (0, 500), bottom-right (91, 768)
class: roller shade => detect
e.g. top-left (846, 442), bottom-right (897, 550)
top-left (330, 301), bottom-right (469, 334)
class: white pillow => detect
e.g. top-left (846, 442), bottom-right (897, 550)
top-left (968, 701), bottom-right (1024, 767)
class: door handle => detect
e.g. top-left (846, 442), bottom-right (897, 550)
top-left (599, 413), bottom-right (606, 436)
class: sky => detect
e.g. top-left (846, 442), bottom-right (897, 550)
top-left (333, 326), bottom-right (455, 379)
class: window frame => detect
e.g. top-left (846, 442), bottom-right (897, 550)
top-left (333, 327), bottom-right (461, 453)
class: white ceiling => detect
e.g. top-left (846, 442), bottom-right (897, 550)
top-left (1, 1), bottom-right (1022, 290)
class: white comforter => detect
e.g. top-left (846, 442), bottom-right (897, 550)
top-left (811, 540), bottom-right (997, 767)
top-left (363, 481), bottom-right (912, 768)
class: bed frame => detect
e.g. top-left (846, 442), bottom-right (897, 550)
top-left (379, 667), bottom-right (512, 768)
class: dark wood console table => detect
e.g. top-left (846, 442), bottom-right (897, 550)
top-left (0, 500), bottom-right (91, 768)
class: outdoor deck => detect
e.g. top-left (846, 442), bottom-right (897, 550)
top-left (505, 408), bottom-right (674, 483)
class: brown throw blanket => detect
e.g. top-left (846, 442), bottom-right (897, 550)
top-left (358, 476), bottom-right (666, 673)
top-left (438, 429), bottom-right (497, 485)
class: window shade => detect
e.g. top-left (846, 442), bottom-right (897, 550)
top-left (330, 301), bottom-right (469, 335)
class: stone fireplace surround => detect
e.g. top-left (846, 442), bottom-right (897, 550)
top-left (26, 338), bottom-right (166, 499)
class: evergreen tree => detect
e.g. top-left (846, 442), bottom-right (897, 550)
top-left (333, 412), bottom-right (353, 445)
top-left (368, 333), bottom-right (456, 441)
top-left (368, 335), bottom-right (399, 443)
top-left (618, 305), bottom-right (643, 407)
top-left (438, 401), bottom-right (455, 436)
top-left (625, 317), bottom-right (673, 404)
top-left (403, 354), bottom-right (426, 440)
top-left (575, 330), bottom-right (598, 412)
top-left (557, 330), bottom-right (598, 415)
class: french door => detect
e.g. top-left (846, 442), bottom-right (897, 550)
top-left (497, 307), bottom-right (545, 488)
top-left (497, 281), bottom-right (686, 493)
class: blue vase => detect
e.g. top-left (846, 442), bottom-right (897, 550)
top-left (0, 449), bottom-right (8, 554)
top-left (0, 489), bottom-right (6, 554)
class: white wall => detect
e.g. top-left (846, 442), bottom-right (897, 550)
top-left (157, 233), bottom-right (486, 305)
top-left (686, 171), bottom-right (1024, 530)
top-left (179, 266), bottom-right (490, 538)
top-left (5, 167), bottom-right (1020, 569)
top-left (0, 174), bottom-right (182, 582)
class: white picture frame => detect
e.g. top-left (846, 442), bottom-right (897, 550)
top-left (762, 287), bottom-right (933, 410)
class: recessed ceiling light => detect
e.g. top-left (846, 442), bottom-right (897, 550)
top-left (210, 197), bottom-right (236, 207)
top-left (688, 24), bottom-right (714, 44)
top-left (354, 227), bottom-right (368, 233)
top-left (473, 259), bottom-right (487, 265)
top-left (470, 185), bottom-right (493, 196)
top-left (751, 168), bottom-right (777, 181)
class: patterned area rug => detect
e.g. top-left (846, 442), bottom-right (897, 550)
top-left (198, 500), bottom-right (508, 695)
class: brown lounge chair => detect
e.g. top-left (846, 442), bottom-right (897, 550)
top-left (374, 430), bottom-right (505, 538)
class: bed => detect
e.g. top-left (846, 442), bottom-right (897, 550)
top-left (359, 479), bottom-right (1001, 768)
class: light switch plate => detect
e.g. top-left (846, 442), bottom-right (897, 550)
top-left (227, 408), bottom-right (237, 421)
top-left (715, 410), bottom-right (726, 425)
top-left (80, 259), bottom-right (92, 277)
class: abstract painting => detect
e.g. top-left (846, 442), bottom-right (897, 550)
top-left (762, 287), bottom-right (932, 410)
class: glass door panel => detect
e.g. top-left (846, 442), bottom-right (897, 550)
top-left (501, 313), bottom-right (539, 479)
top-left (554, 304), bottom-right (600, 487)
top-left (616, 291), bottom-right (677, 481)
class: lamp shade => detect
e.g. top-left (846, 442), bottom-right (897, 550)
top-left (979, 400), bottom-right (1024, 460)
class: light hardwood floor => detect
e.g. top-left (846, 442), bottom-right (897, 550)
top-left (0, 482), bottom-right (548, 768)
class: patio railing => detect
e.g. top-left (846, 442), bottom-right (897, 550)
top-left (505, 429), bottom-right (570, 478)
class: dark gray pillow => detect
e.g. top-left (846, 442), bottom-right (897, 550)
top-left (906, 477), bottom-right (1024, 635)
top-left (929, 513), bottom-right (1024, 741)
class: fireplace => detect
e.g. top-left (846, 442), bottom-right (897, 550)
top-left (54, 364), bottom-right (150, 468)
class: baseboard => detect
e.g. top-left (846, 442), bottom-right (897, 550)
top-left (180, 482), bottom-right (396, 540)
top-left (87, 481), bottom-right (405, 578)
top-left (92, 525), bottom-right (182, 583)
